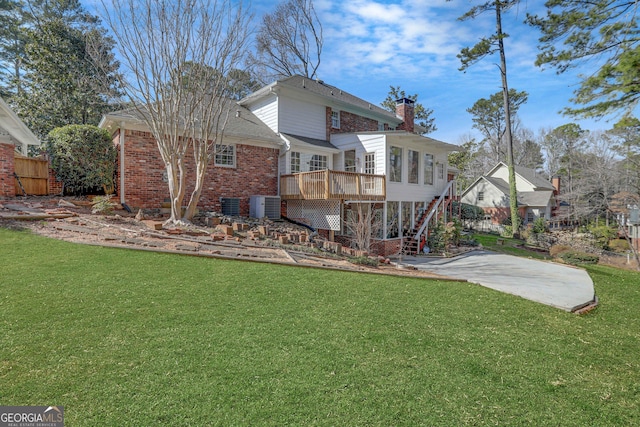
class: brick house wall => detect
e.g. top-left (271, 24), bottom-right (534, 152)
top-left (0, 142), bottom-right (16, 198)
top-left (325, 107), bottom-right (381, 139)
top-left (116, 129), bottom-right (279, 215)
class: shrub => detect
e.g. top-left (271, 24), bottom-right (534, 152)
top-left (532, 217), bottom-right (547, 234)
top-left (549, 245), bottom-right (572, 257)
top-left (349, 256), bottom-right (378, 267)
top-left (91, 195), bottom-right (115, 215)
top-left (47, 125), bottom-right (116, 195)
top-left (608, 239), bottom-right (630, 253)
top-left (500, 225), bottom-right (513, 238)
top-left (557, 251), bottom-right (599, 265)
top-left (451, 201), bottom-right (485, 221)
top-left (587, 224), bottom-right (617, 249)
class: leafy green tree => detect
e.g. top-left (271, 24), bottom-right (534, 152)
top-left (528, 1), bottom-right (640, 118)
top-left (47, 124), bottom-right (116, 194)
top-left (467, 89), bottom-right (528, 163)
top-left (610, 116), bottom-right (640, 195)
top-left (543, 123), bottom-right (588, 219)
top-left (11, 3), bottom-right (121, 139)
top-left (381, 86), bottom-right (437, 134)
top-left (455, 0), bottom-right (522, 237)
top-left (448, 136), bottom-right (482, 190)
top-left (0, 0), bottom-right (25, 97)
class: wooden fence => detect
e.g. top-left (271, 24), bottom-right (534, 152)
top-left (14, 155), bottom-right (49, 195)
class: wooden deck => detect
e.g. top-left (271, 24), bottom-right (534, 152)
top-left (280, 170), bottom-right (386, 201)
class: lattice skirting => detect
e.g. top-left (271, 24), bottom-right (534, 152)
top-left (286, 200), bottom-right (342, 231)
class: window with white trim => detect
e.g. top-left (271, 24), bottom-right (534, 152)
top-left (423, 153), bottom-right (434, 185)
top-left (408, 150), bottom-right (419, 184)
top-left (389, 146), bottom-right (402, 182)
top-left (309, 154), bottom-right (327, 171)
top-left (331, 110), bottom-right (340, 129)
top-left (478, 191), bottom-right (484, 201)
top-left (364, 153), bottom-right (376, 175)
top-left (344, 150), bottom-right (356, 172)
top-left (437, 162), bottom-right (444, 180)
top-left (291, 151), bottom-right (301, 173)
top-left (215, 144), bottom-right (235, 167)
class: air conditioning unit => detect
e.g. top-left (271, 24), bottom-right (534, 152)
top-left (250, 196), bottom-right (281, 219)
top-left (220, 197), bottom-right (240, 216)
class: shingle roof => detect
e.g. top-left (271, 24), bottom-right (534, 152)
top-left (243, 75), bottom-right (401, 124)
top-left (101, 100), bottom-right (281, 144)
top-left (281, 133), bottom-right (338, 150)
top-left (514, 164), bottom-right (555, 190)
top-left (484, 176), bottom-right (553, 207)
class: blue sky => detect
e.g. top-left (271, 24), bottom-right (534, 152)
top-left (306, 0), bottom-right (623, 144)
top-left (87, 0), bottom-right (629, 145)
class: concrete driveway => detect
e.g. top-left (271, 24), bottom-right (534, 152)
top-left (399, 250), bottom-right (596, 312)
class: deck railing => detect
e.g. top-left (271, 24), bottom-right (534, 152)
top-left (280, 170), bottom-right (386, 201)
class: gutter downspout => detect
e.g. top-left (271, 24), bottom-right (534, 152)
top-left (119, 122), bottom-right (126, 205)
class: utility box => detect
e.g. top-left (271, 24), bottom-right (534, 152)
top-left (250, 196), bottom-right (281, 219)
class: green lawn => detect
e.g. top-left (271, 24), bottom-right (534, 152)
top-left (470, 232), bottom-right (551, 259)
top-left (1, 227), bottom-right (640, 426)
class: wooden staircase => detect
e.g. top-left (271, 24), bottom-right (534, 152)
top-left (402, 198), bottom-right (440, 255)
top-left (401, 180), bottom-right (458, 256)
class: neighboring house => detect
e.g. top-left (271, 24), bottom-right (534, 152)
top-left (0, 96), bottom-right (41, 198)
top-left (100, 75), bottom-right (459, 255)
top-left (461, 162), bottom-right (558, 226)
top-left (610, 192), bottom-right (640, 251)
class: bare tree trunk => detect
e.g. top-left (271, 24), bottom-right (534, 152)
top-left (495, 1), bottom-right (519, 237)
top-left (102, 0), bottom-right (251, 227)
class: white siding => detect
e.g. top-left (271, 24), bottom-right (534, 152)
top-left (246, 94), bottom-right (278, 133)
top-left (490, 165), bottom-right (536, 191)
top-left (331, 133), bottom-right (386, 174)
top-left (279, 97), bottom-right (326, 139)
top-left (461, 180), bottom-right (508, 208)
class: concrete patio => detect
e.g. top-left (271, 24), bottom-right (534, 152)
top-left (398, 250), bottom-right (596, 312)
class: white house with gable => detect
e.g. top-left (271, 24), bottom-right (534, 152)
top-left (240, 76), bottom-right (458, 255)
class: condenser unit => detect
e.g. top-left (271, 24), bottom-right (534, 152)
top-left (250, 196), bottom-right (281, 219)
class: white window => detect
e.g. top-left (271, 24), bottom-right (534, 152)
top-left (478, 191), bottom-right (484, 201)
top-left (437, 162), bottom-right (444, 180)
top-left (423, 153), bottom-right (434, 185)
top-left (408, 150), bottom-right (419, 184)
top-left (291, 151), bottom-right (301, 173)
top-left (389, 146), bottom-right (402, 182)
top-left (215, 144), bottom-right (235, 167)
top-left (309, 154), bottom-right (327, 171)
top-left (344, 150), bottom-right (356, 172)
top-left (331, 110), bottom-right (340, 129)
top-left (364, 153), bottom-right (376, 175)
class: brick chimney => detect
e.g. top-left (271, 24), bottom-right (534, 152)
top-left (552, 176), bottom-right (561, 195)
top-left (395, 98), bottom-right (415, 133)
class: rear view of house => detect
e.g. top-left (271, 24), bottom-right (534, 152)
top-left (100, 75), bottom-right (459, 255)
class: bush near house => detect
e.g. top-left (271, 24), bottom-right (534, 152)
top-left (47, 124), bottom-right (116, 195)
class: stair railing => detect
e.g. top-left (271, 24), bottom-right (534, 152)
top-left (413, 180), bottom-right (456, 250)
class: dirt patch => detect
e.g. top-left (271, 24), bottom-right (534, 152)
top-left (1, 196), bottom-right (451, 280)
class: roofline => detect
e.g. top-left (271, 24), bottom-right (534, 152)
top-left (0, 96), bottom-right (40, 149)
top-left (99, 112), bottom-right (283, 146)
top-left (240, 77), bottom-right (401, 124)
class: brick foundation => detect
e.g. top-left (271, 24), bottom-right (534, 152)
top-left (116, 129), bottom-right (279, 214)
top-left (0, 143), bottom-right (16, 198)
